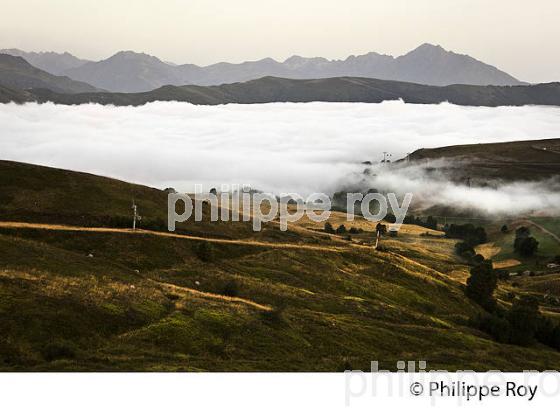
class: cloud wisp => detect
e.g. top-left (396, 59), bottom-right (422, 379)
top-left (348, 161), bottom-right (560, 216)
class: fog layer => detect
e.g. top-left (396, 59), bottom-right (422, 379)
top-left (1, 101), bottom-right (559, 214)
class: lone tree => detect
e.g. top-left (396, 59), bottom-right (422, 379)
top-left (336, 224), bottom-right (347, 235)
top-left (515, 226), bottom-right (531, 239)
top-left (513, 226), bottom-right (539, 256)
top-left (324, 222), bottom-right (335, 234)
top-left (514, 237), bottom-right (539, 256)
top-left (500, 225), bottom-right (509, 234)
top-left (375, 223), bottom-right (387, 235)
top-left (465, 260), bottom-right (497, 312)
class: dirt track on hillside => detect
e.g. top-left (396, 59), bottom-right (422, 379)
top-left (0, 221), bottom-right (349, 253)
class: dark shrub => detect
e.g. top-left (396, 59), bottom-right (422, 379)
top-left (384, 213), bottom-right (397, 223)
top-left (336, 224), bottom-right (347, 235)
top-left (410, 215), bottom-right (439, 230)
top-left (495, 269), bottom-right (510, 280)
top-left (222, 280), bottom-right (239, 297)
top-left (508, 295), bottom-right (540, 346)
top-left (41, 340), bottom-right (77, 361)
top-left (472, 254), bottom-right (486, 265)
top-left (472, 298), bottom-right (560, 351)
top-left (514, 236), bottom-right (539, 257)
top-left (324, 222), bottom-right (335, 234)
top-left (195, 242), bottom-right (215, 262)
top-left (515, 226), bottom-right (531, 239)
top-left (475, 311), bottom-right (511, 343)
top-left (455, 241), bottom-right (474, 256)
top-left (425, 216), bottom-right (438, 230)
top-left (403, 215), bottom-right (416, 224)
top-left (261, 302), bottom-right (287, 325)
top-left (536, 318), bottom-right (560, 350)
top-left (446, 223), bottom-right (487, 245)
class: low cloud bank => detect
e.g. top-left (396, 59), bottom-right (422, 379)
top-left (345, 161), bottom-right (560, 216)
top-left (1, 100), bottom-right (559, 215)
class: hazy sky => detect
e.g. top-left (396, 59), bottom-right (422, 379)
top-left (1, 0), bottom-right (559, 83)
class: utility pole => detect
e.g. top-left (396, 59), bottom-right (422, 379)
top-left (132, 201), bottom-right (138, 230)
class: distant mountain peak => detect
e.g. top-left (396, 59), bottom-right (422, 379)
top-left (416, 42), bottom-right (445, 50)
top-left (108, 50), bottom-right (164, 63)
top-left (256, 57), bottom-right (279, 64)
top-left (284, 55), bottom-right (305, 63)
top-left (405, 43), bottom-right (447, 57)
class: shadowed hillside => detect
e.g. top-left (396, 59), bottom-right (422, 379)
top-left (11, 76), bottom-right (560, 107)
top-left (408, 138), bottom-right (560, 181)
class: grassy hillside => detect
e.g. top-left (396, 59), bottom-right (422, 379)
top-left (4, 76), bottom-right (560, 107)
top-left (0, 160), bottom-right (277, 240)
top-left (1, 160), bottom-right (560, 371)
top-left (408, 138), bottom-right (560, 181)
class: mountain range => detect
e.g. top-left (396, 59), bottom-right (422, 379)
top-left (1, 44), bottom-right (524, 92)
top-left (0, 54), bottom-right (100, 94)
top-left (2, 48), bottom-right (557, 108)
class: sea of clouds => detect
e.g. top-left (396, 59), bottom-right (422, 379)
top-left (1, 100), bottom-right (559, 215)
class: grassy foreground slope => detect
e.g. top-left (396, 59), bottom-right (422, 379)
top-left (1, 161), bottom-right (560, 371)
